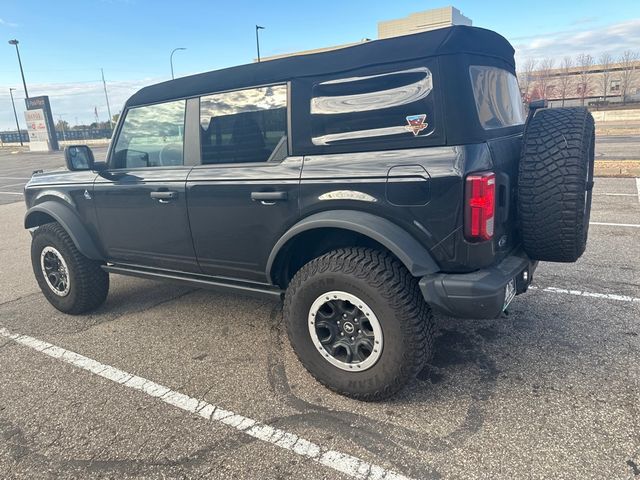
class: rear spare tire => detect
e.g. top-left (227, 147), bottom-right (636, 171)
top-left (518, 107), bottom-right (595, 262)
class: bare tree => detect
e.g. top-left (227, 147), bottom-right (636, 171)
top-left (599, 53), bottom-right (613, 103)
top-left (619, 50), bottom-right (639, 105)
top-left (576, 53), bottom-right (594, 106)
top-left (518, 58), bottom-right (537, 103)
top-left (535, 57), bottom-right (555, 101)
top-left (558, 56), bottom-right (573, 107)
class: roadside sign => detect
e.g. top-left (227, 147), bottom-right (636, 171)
top-left (24, 109), bottom-right (51, 152)
top-left (25, 95), bottom-right (59, 151)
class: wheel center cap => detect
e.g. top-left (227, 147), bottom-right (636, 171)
top-left (343, 322), bottom-right (355, 334)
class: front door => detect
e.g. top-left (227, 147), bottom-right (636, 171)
top-left (93, 99), bottom-right (199, 272)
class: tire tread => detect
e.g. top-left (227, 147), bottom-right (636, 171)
top-left (31, 223), bottom-right (109, 314)
top-left (283, 247), bottom-right (434, 401)
top-left (518, 107), bottom-right (595, 262)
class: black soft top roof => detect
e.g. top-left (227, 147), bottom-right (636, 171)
top-left (126, 25), bottom-right (514, 108)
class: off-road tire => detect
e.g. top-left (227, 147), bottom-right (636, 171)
top-left (283, 248), bottom-right (434, 401)
top-left (31, 223), bottom-right (109, 314)
top-left (518, 107), bottom-right (595, 262)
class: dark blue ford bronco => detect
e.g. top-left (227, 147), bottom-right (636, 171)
top-left (24, 26), bottom-right (594, 400)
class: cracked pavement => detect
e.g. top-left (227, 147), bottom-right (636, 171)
top-left (0, 153), bottom-right (638, 478)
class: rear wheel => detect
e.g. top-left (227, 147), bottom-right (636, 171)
top-left (283, 248), bottom-right (434, 401)
top-left (518, 107), bottom-right (595, 262)
top-left (31, 223), bottom-right (109, 314)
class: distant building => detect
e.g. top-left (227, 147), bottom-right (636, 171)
top-left (258, 6), bottom-right (471, 62)
top-left (522, 61), bottom-right (640, 107)
top-left (377, 6), bottom-right (472, 39)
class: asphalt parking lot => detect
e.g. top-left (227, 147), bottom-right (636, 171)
top-left (0, 146), bottom-right (638, 479)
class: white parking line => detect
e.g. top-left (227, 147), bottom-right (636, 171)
top-left (590, 222), bottom-right (640, 228)
top-left (0, 176), bottom-right (30, 180)
top-left (636, 178), bottom-right (640, 203)
top-left (0, 182), bottom-right (26, 189)
top-left (0, 191), bottom-right (23, 196)
top-left (530, 286), bottom-right (640, 303)
top-left (0, 327), bottom-right (412, 480)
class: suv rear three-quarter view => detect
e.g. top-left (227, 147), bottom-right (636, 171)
top-left (23, 25), bottom-right (595, 400)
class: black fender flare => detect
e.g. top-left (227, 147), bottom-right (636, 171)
top-left (24, 200), bottom-right (104, 260)
top-left (266, 210), bottom-right (440, 283)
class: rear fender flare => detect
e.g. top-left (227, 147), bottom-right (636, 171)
top-left (266, 210), bottom-right (440, 283)
top-left (24, 200), bottom-right (104, 260)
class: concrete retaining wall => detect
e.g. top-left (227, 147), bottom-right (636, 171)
top-left (591, 109), bottom-right (640, 122)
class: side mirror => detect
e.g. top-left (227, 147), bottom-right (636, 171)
top-left (64, 145), bottom-right (95, 171)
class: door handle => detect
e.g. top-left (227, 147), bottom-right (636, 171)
top-left (251, 191), bottom-right (288, 204)
top-left (150, 191), bottom-right (178, 203)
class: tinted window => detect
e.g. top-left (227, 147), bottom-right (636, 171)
top-left (113, 100), bottom-right (186, 168)
top-left (469, 66), bottom-right (525, 129)
top-left (200, 85), bottom-right (287, 164)
top-left (310, 67), bottom-right (435, 146)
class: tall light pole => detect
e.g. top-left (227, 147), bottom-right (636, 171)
top-left (256, 25), bottom-right (265, 62)
top-left (8, 39), bottom-right (28, 99)
top-left (170, 47), bottom-right (186, 79)
top-left (101, 68), bottom-right (114, 130)
top-left (8, 88), bottom-right (23, 146)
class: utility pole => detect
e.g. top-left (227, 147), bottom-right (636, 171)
top-left (101, 68), bottom-right (113, 129)
top-left (57, 114), bottom-right (67, 142)
top-left (256, 25), bottom-right (265, 62)
top-left (8, 88), bottom-right (23, 146)
top-left (8, 40), bottom-right (29, 99)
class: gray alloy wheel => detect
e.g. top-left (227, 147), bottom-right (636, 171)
top-left (308, 290), bottom-right (383, 372)
top-left (40, 246), bottom-right (71, 296)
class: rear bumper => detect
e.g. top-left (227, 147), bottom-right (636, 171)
top-left (419, 251), bottom-right (537, 319)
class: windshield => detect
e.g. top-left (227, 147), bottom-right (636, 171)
top-left (469, 66), bottom-right (525, 130)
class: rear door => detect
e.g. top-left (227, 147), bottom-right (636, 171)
top-left (186, 84), bottom-right (302, 283)
top-left (93, 99), bottom-right (200, 272)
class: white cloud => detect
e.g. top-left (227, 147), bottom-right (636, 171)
top-left (0, 78), bottom-right (162, 130)
top-left (512, 19), bottom-right (640, 67)
top-left (0, 18), bottom-right (18, 27)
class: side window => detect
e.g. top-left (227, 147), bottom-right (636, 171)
top-left (310, 67), bottom-right (435, 146)
top-left (469, 66), bottom-right (525, 130)
top-left (112, 100), bottom-right (186, 169)
top-left (200, 85), bottom-right (287, 164)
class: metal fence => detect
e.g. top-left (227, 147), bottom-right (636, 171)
top-left (0, 129), bottom-right (113, 144)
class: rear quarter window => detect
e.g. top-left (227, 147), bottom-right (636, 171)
top-left (469, 66), bottom-right (525, 129)
top-left (309, 67), bottom-right (437, 147)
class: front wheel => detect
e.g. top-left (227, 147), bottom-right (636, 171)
top-left (283, 248), bottom-right (434, 401)
top-left (31, 223), bottom-right (109, 314)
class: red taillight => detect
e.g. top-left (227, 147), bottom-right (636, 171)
top-left (464, 172), bottom-right (495, 242)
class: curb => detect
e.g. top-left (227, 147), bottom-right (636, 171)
top-left (594, 160), bottom-right (640, 178)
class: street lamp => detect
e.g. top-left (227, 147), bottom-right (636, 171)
top-left (255, 25), bottom-right (265, 62)
top-left (8, 39), bottom-right (29, 99)
top-left (170, 47), bottom-right (186, 80)
top-left (8, 88), bottom-right (23, 146)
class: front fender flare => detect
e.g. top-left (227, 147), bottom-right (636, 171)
top-left (24, 200), bottom-right (104, 260)
top-left (266, 210), bottom-right (440, 283)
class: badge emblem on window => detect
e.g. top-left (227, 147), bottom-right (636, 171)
top-left (405, 114), bottom-right (428, 136)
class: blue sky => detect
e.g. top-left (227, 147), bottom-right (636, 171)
top-left (1, 0), bottom-right (639, 129)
